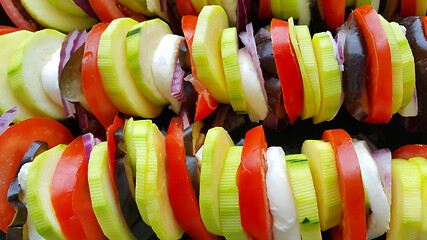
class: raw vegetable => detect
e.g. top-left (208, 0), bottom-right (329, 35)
top-left (301, 140), bottom-right (341, 231)
top-left (323, 129), bottom-right (366, 240)
top-left (0, 117), bottom-right (73, 232)
top-left (0, 0), bottom-right (38, 31)
top-left (295, 25), bottom-right (321, 117)
top-left (200, 127), bottom-right (234, 235)
top-left (144, 122), bottom-right (184, 240)
top-left (353, 140), bottom-right (390, 239)
top-left (353, 5), bottom-right (393, 123)
top-left (8, 29), bottom-right (67, 120)
top-left (48, 0), bottom-right (88, 17)
top-left (166, 117), bottom-right (218, 240)
top-left (286, 154), bottom-right (322, 240)
top-left (175, 0), bottom-right (198, 16)
top-left (237, 125), bottom-right (273, 240)
top-left (270, 18), bottom-right (303, 124)
top-left (221, 27), bottom-right (246, 113)
top-left (388, 159), bottom-right (422, 239)
top-left (0, 26), bottom-right (18, 35)
top-left (88, 142), bottom-right (136, 240)
top-left (97, 18), bottom-right (162, 118)
top-left (151, 33), bottom-right (185, 113)
top-left (219, 146), bottom-right (249, 240)
top-left (82, 23), bottom-right (119, 129)
top-left (407, 157), bottom-right (427, 238)
top-left (393, 144), bottom-right (427, 160)
top-left (192, 5), bottom-right (230, 103)
top-left (6, 141), bottom-right (47, 240)
top-left (126, 19), bottom-right (172, 106)
top-left (107, 116), bottom-right (124, 186)
top-left (311, 32), bottom-right (342, 124)
top-left (319, 0), bottom-right (346, 32)
top-left (26, 144), bottom-right (67, 240)
top-left (265, 147), bottom-right (300, 240)
top-left (238, 48), bottom-right (268, 122)
top-left (51, 135), bottom-right (105, 240)
top-left (0, 30), bottom-right (40, 122)
top-left (288, 17), bottom-right (315, 120)
top-left (21, 0), bottom-right (96, 32)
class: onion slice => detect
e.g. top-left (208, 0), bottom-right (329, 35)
top-left (82, 132), bottom-right (99, 163)
top-left (171, 59), bottom-right (186, 102)
top-left (371, 148), bottom-right (392, 206)
top-left (0, 106), bottom-right (19, 136)
top-left (239, 22), bottom-right (266, 101)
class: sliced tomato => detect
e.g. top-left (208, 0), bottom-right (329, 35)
top-left (176, 0), bottom-right (198, 16)
top-left (270, 18), bottom-right (303, 124)
top-left (0, 0), bottom-right (37, 31)
top-left (321, 0), bottom-right (345, 32)
top-left (353, 5), bottom-right (393, 124)
top-left (182, 15), bottom-right (198, 76)
top-left (0, 118), bottom-right (74, 232)
top-left (421, 16), bottom-right (427, 39)
top-left (82, 23), bottom-right (119, 129)
top-left (322, 129), bottom-right (366, 240)
top-left (51, 136), bottom-right (105, 240)
top-left (194, 89), bottom-right (219, 122)
top-left (237, 125), bottom-right (273, 240)
top-left (106, 115), bottom-right (124, 189)
top-left (400, 0), bottom-right (417, 17)
top-left (392, 144), bottom-right (427, 160)
top-left (166, 116), bottom-right (219, 240)
top-left (89, 0), bottom-right (146, 22)
top-left (0, 26), bottom-right (19, 35)
top-left (258, 0), bottom-right (271, 20)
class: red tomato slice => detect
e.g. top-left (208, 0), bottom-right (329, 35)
top-left (0, 26), bottom-right (19, 35)
top-left (421, 16), bottom-right (427, 39)
top-left (322, 129), bottom-right (366, 240)
top-left (321, 0), bottom-right (345, 32)
top-left (88, 0), bottom-right (124, 22)
top-left (106, 115), bottom-right (124, 190)
top-left (400, 0), bottom-right (417, 17)
top-left (0, 0), bottom-right (37, 31)
top-left (176, 0), bottom-right (198, 16)
top-left (353, 5), bottom-right (393, 124)
top-left (166, 116), bottom-right (219, 240)
top-left (51, 136), bottom-right (105, 240)
top-left (182, 15), bottom-right (198, 77)
top-left (258, 0), bottom-right (271, 20)
top-left (237, 125), bottom-right (273, 240)
top-left (392, 144), bottom-right (427, 160)
top-left (82, 23), bottom-right (119, 129)
top-left (270, 18), bottom-right (303, 124)
top-left (0, 118), bottom-right (74, 232)
top-left (194, 89), bottom-right (219, 122)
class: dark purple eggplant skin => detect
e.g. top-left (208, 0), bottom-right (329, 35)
top-left (342, 14), bottom-right (369, 121)
top-left (115, 157), bottom-right (154, 240)
top-left (7, 141), bottom-right (48, 240)
top-left (185, 156), bottom-right (200, 201)
top-left (397, 17), bottom-right (427, 132)
top-left (255, 28), bottom-right (278, 77)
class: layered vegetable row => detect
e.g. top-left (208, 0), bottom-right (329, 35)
top-left (1, 114), bottom-right (427, 240)
top-left (2, 0), bottom-right (426, 33)
top-left (0, 4), bottom-right (424, 132)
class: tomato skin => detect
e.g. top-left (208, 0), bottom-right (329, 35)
top-left (0, 0), bottom-right (37, 31)
top-left (270, 18), bottom-right (303, 124)
top-left (258, 0), bottom-right (271, 20)
top-left (82, 23), bottom-right (119, 129)
top-left (166, 116), bottom-right (219, 240)
top-left (392, 144), bottom-right (427, 160)
top-left (88, 0), bottom-right (123, 22)
top-left (237, 125), bottom-right (273, 240)
top-left (51, 136), bottom-right (105, 240)
top-left (401, 0), bottom-right (417, 17)
top-left (0, 26), bottom-right (19, 35)
top-left (0, 118), bottom-right (74, 232)
top-left (321, 0), bottom-right (345, 32)
top-left (194, 90), bottom-right (219, 122)
top-left (176, 0), bottom-right (198, 16)
top-left (322, 129), bottom-right (366, 240)
top-left (353, 5), bottom-right (393, 124)
top-left (106, 116), bottom-right (124, 189)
